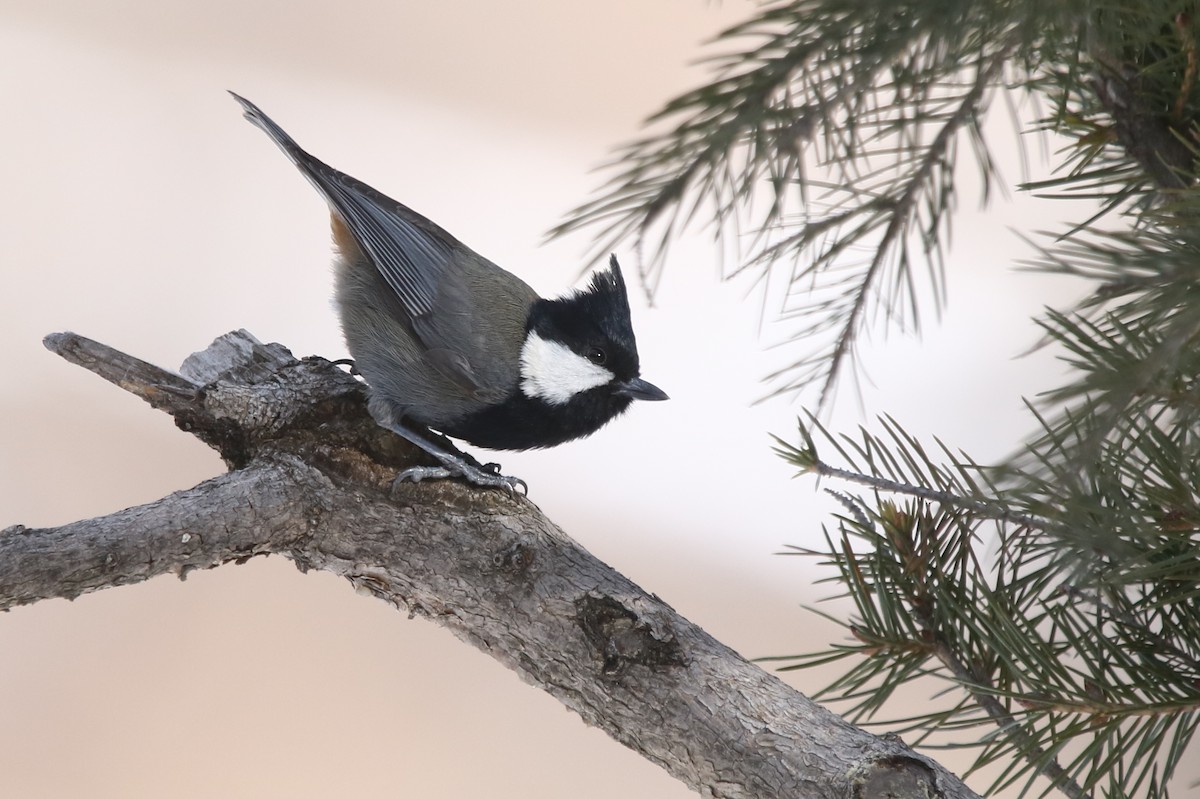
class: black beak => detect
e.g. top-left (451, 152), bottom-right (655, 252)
top-left (616, 377), bottom-right (669, 401)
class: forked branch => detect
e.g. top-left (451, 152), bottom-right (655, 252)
top-left (2, 330), bottom-right (984, 799)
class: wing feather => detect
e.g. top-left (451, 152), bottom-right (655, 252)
top-left (231, 92), bottom-right (449, 321)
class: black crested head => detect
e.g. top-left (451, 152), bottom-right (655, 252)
top-left (528, 254), bottom-right (641, 382)
top-left (445, 255), bottom-right (665, 451)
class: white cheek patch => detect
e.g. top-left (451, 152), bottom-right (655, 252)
top-left (519, 332), bottom-right (614, 405)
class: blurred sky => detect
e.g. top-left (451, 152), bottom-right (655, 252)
top-left (2, 1), bottom-right (1191, 797)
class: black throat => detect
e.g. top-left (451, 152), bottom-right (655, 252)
top-left (438, 389), bottom-right (635, 451)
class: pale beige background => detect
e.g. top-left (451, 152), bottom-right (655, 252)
top-left (2, 2), bottom-right (1194, 797)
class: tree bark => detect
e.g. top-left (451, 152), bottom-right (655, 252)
top-left (1, 330), bottom-right (982, 799)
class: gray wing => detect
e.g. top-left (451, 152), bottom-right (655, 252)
top-left (233, 93), bottom-right (538, 399)
top-left (232, 92), bottom-right (447, 321)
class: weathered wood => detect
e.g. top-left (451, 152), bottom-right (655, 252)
top-left (1, 330), bottom-right (983, 799)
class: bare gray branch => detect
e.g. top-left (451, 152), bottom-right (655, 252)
top-left (2, 330), bottom-right (983, 799)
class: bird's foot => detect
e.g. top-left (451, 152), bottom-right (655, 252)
top-left (372, 413), bottom-right (528, 494)
top-left (394, 462), bottom-right (527, 494)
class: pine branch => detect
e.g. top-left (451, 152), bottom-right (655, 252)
top-left (775, 415), bottom-right (1200, 798)
top-left (927, 638), bottom-right (1093, 799)
top-left (1089, 54), bottom-right (1194, 192)
top-left (804, 441), bottom-right (1046, 530)
top-left (552, 0), bottom-right (1034, 407)
top-left (798, 489), bottom-right (1088, 799)
top-left (773, 416), bottom-right (1047, 530)
top-left (798, 45), bottom-right (1013, 407)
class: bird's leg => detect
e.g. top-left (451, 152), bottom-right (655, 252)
top-left (405, 426), bottom-right (503, 474)
top-left (421, 431), bottom-right (503, 475)
top-left (419, 427), bottom-right (488, 469)
top-left (380, 420), bottom-right (527, 494)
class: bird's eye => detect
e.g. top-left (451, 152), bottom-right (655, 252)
top-left (585, 346), bottom-right (607, 365)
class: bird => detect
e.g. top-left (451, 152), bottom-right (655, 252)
top-left (230, 92), bottom-right (667, 492)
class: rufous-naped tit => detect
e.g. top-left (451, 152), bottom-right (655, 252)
top-left (231, 93), bottom-right (667, 491)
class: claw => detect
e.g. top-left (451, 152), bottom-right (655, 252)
top-left (329, 358), bottom-right (361, 376)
